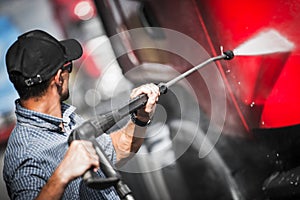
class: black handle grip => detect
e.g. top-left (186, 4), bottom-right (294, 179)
top-left (82, 139), bottom-right (121, 190)
top-left (82, 140), bottom-right (134, 199)
top-left (127, 83), bottom-right (168, 114)
top-left (128, 93), bottom-right (148, 113)
top-left (83, 170), bottom-right (119, 190)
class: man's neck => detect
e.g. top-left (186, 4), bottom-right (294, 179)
top-left (20, 94), bottom-right (62, 119)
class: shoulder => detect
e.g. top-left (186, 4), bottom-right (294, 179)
top-left (3, 126), bottom-right (47, 188)
top-left (4, 125), bottom-right (41, 166)
top-left (3, 124), bottom-right (58, 192)
top-left (6, 122), bottom-right (46, 150)
top-left (4, 123), bottom-right (54, 170)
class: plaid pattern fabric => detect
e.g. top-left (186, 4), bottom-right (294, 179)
top-left (3, 100), bottom-right (119, 200)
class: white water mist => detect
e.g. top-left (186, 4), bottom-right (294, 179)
top-left (233, 29), bottom-right (294, 56)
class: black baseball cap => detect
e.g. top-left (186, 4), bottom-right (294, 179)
top-left (6, 29), bottom-right (83, 86)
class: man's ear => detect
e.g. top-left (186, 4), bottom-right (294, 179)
top-left (54, 69), bottom-right (63, 86)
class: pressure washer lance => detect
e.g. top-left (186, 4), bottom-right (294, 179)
top-left (68, 50), bottom-right (234, 200)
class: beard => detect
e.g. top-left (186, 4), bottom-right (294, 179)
top-left (60, 90), bottom-right (69, 102)
top-left (57, 73), bottom-right (70, 102)
top-left (57, 83), bottom-right (69, 102)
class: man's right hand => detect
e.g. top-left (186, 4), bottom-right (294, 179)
top-left (36, 140), bottom-right (99, 200)
top-left (58, 140), bottom-right (100, 183)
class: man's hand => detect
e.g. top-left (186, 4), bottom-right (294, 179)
top-left (57, 140), bottom-right (100, 183)
top-left (130, 83), bottom-right (160, 122)
top-left (111, 83), bottom-right (160, 163)
top-left (36, 140), bottom-right (99, 200)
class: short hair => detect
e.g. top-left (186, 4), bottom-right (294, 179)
top-left (9, 72), bottom-right (52, 100)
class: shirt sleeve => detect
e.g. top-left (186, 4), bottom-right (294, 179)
top-left (7, 157), bottom-right (47, 200)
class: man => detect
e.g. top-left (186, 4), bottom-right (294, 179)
top-left (3, 30), bottom-right (160, 200)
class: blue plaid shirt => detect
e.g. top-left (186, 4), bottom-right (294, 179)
top-left (3, 100), bottom-right (120, 200)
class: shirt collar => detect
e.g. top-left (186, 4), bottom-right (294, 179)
top-left (15, 99), bottom-right (76, 133)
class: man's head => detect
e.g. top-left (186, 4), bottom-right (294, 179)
top-left (6, 29), bottom-right (82, 100)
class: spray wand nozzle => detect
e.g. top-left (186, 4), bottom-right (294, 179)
top-left (223, 50), bottom-right (234, 60)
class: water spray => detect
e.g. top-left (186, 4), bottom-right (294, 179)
top-left (68, 50), bottom-right (234, 200)
top-left (233, 29), bottom-right (294, 56)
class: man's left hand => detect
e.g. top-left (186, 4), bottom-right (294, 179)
top-left (130, 83), bottom-right (160, 123)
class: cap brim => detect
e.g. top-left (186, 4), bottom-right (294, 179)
top-left (60, 39), bottom-right (83, 61)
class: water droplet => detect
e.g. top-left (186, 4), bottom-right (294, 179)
top-left (226, 69), bottom-right (231, 73)
top-left (261, 121), bottom-right (265, 125)
top-left (250, 102), bottom-right (255, 107)
top-left (276, 153), bottom-right (280, 157)
top-left (238, 81), bottom-right (241, 85)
